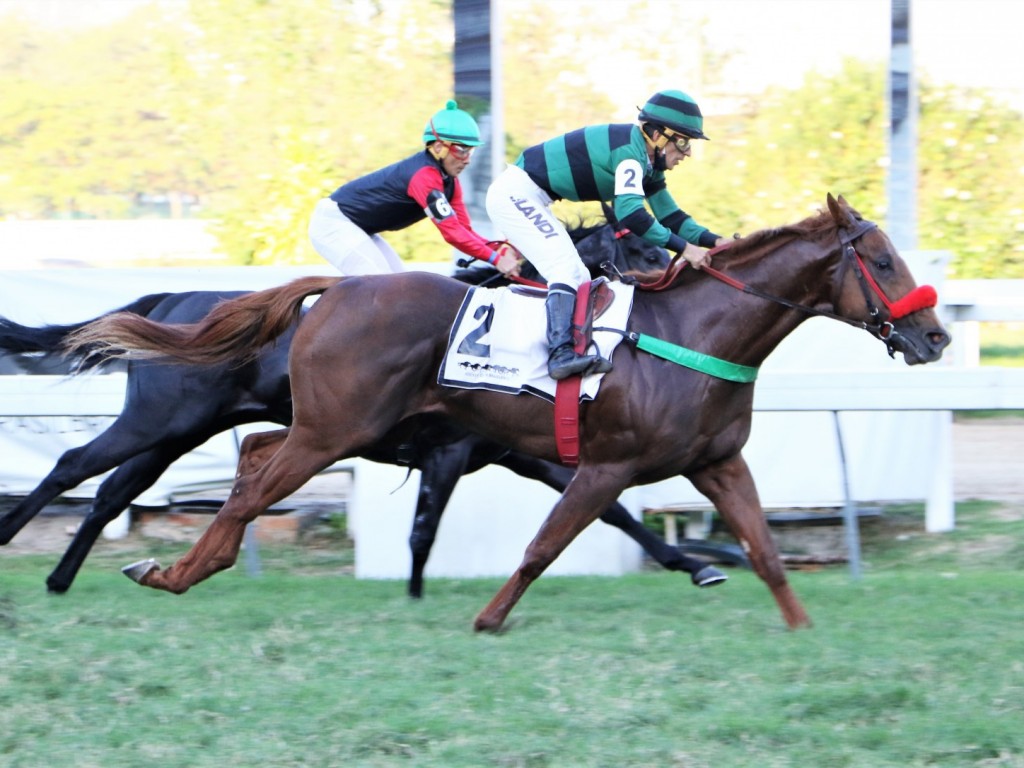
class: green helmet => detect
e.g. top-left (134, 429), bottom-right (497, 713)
top-left (638, 89), bottom-right (708, 140)
top-left (423, 100), bottom-right (483, 146)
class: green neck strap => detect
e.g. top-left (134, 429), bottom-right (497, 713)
top-left (634, 334), bottom-right (759, 383)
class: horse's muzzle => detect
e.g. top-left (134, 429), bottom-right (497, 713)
top-left (887, 324), bottom-right (952, 365)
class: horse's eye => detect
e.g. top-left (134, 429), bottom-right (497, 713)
top-left (874, 257), bottom-right (892, 271)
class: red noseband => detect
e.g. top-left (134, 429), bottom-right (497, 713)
top-left (887, 284), bottom-right (938, 319)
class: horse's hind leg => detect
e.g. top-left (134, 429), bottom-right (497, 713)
top-left (129, 428), bottom-right (322, 594)
top-left (688, 454), bottom-right (811, 629)
top-left (597, 503), bottom-right (726, 587)
top-left (474, 466), bottom-right (628, 632)
top-left (47, 443), bottom-right (191, 592)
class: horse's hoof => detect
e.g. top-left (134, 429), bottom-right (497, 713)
top-left (692, 565), bottom-right (728, 588)
top-left (45, 578), bottom-right (70, 594)
top-left (122, 558), bottom-right (160, 584)
top-left (473, 614), bottom-right (503, 633)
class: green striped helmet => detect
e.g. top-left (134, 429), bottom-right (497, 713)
top-left (638, 89), bottom-right (708, 140)
top-left (423, 100), bottom-right (483, 146)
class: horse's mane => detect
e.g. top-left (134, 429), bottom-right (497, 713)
top-left (632, 203), bottom-right (858, 289)
top-left (564, 214), bottom-right (609, 244)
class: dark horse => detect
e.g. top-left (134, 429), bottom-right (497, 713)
top-left (0, 219), bottom-right (722, 595)
top-left (66, 195), bottom-right (951, 631)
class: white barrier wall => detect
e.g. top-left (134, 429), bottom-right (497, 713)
top-left (350, 460), bottom-right (643, 579)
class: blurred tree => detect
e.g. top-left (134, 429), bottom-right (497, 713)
top-left (500, 3), bottom-right (616, 156)
top-left (670, 60), bottom-right (1024, 278)
top-left (182, 0), bottom-right (454, 264)
top-left (676, 58), bottom-right (889, 240)
top-left (917, 84), bottom-right (1024, 278)
top-left (0, 1), bottom-right (1021, 276)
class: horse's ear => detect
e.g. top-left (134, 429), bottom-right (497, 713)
top-left (827, 193), bottom-right (854, 228)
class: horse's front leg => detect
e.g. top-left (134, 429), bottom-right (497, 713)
top-left (688, 453), bottom-right (811, 629)
top-left (498, 450), bottom-right (724, 585)
top-left (474, 464), bottom-right (628, 632)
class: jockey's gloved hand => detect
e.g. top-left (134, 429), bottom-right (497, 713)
top-left (492, 242), bottom-right (522, 277)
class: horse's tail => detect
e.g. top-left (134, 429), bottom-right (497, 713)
top-left (0, 293), bottom-right (172, 372)
top-left (64, 276), bottom-right (339, 367)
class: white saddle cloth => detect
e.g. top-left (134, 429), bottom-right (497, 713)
top-left (438, 282), bottom-right (635, 403)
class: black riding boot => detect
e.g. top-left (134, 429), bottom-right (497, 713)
top-left (545, 285), bottom-right (613, 381)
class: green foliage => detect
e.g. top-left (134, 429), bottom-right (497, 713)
top-left (681, 58), bottom-right (888, 239)
top-left (1, 1), bottom-right (1023, 276)
top-left (666, 59), bottom-right (1024, 280)
top-left (500, 4), bottom-right (618, 155)
top-left (918, 84), bottom-right (1024, 278)
top-left (0, 5), bottom-right (206, 218)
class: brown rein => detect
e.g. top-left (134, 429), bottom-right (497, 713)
top-left (639, 220), bottom-right (934, 347)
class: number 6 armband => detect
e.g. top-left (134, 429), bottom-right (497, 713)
top-left (424, 189), bottom-right (454, 221)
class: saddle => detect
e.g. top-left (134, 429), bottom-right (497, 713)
top-left (510, 278), bottom-right (615, 467)
top-left (511, 276), bottom-right (615, 354)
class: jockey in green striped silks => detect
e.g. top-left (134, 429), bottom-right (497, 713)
top-left (486, 89), bottom-right (729, 381)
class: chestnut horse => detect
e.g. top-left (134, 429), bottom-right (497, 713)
top-left (68, 195), bottom-right (950, 631)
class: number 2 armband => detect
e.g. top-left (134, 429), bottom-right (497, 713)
top-left (613, 158), bottom-right (645, 197)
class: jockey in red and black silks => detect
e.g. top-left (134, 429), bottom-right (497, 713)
top-left (308, 100), bottom-right (520, 278)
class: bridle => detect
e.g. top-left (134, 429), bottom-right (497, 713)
top-left (643, 217), bottom-right (938, 357)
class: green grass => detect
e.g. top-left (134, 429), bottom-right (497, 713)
top-left (980, 322), bottom-right (1023, 368)
top-left (2, 504), bottom-right (1024, 768)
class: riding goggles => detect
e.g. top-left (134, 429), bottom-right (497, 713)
top-left (444, 143), bottom-right (475, 159)
top-left (661, 129), bottom-right (691, 153)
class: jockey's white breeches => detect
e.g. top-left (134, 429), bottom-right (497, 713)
top-left (485, 165), bottom-right (590, 290)
top-left (308, 197), bottom-right (405, 275)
